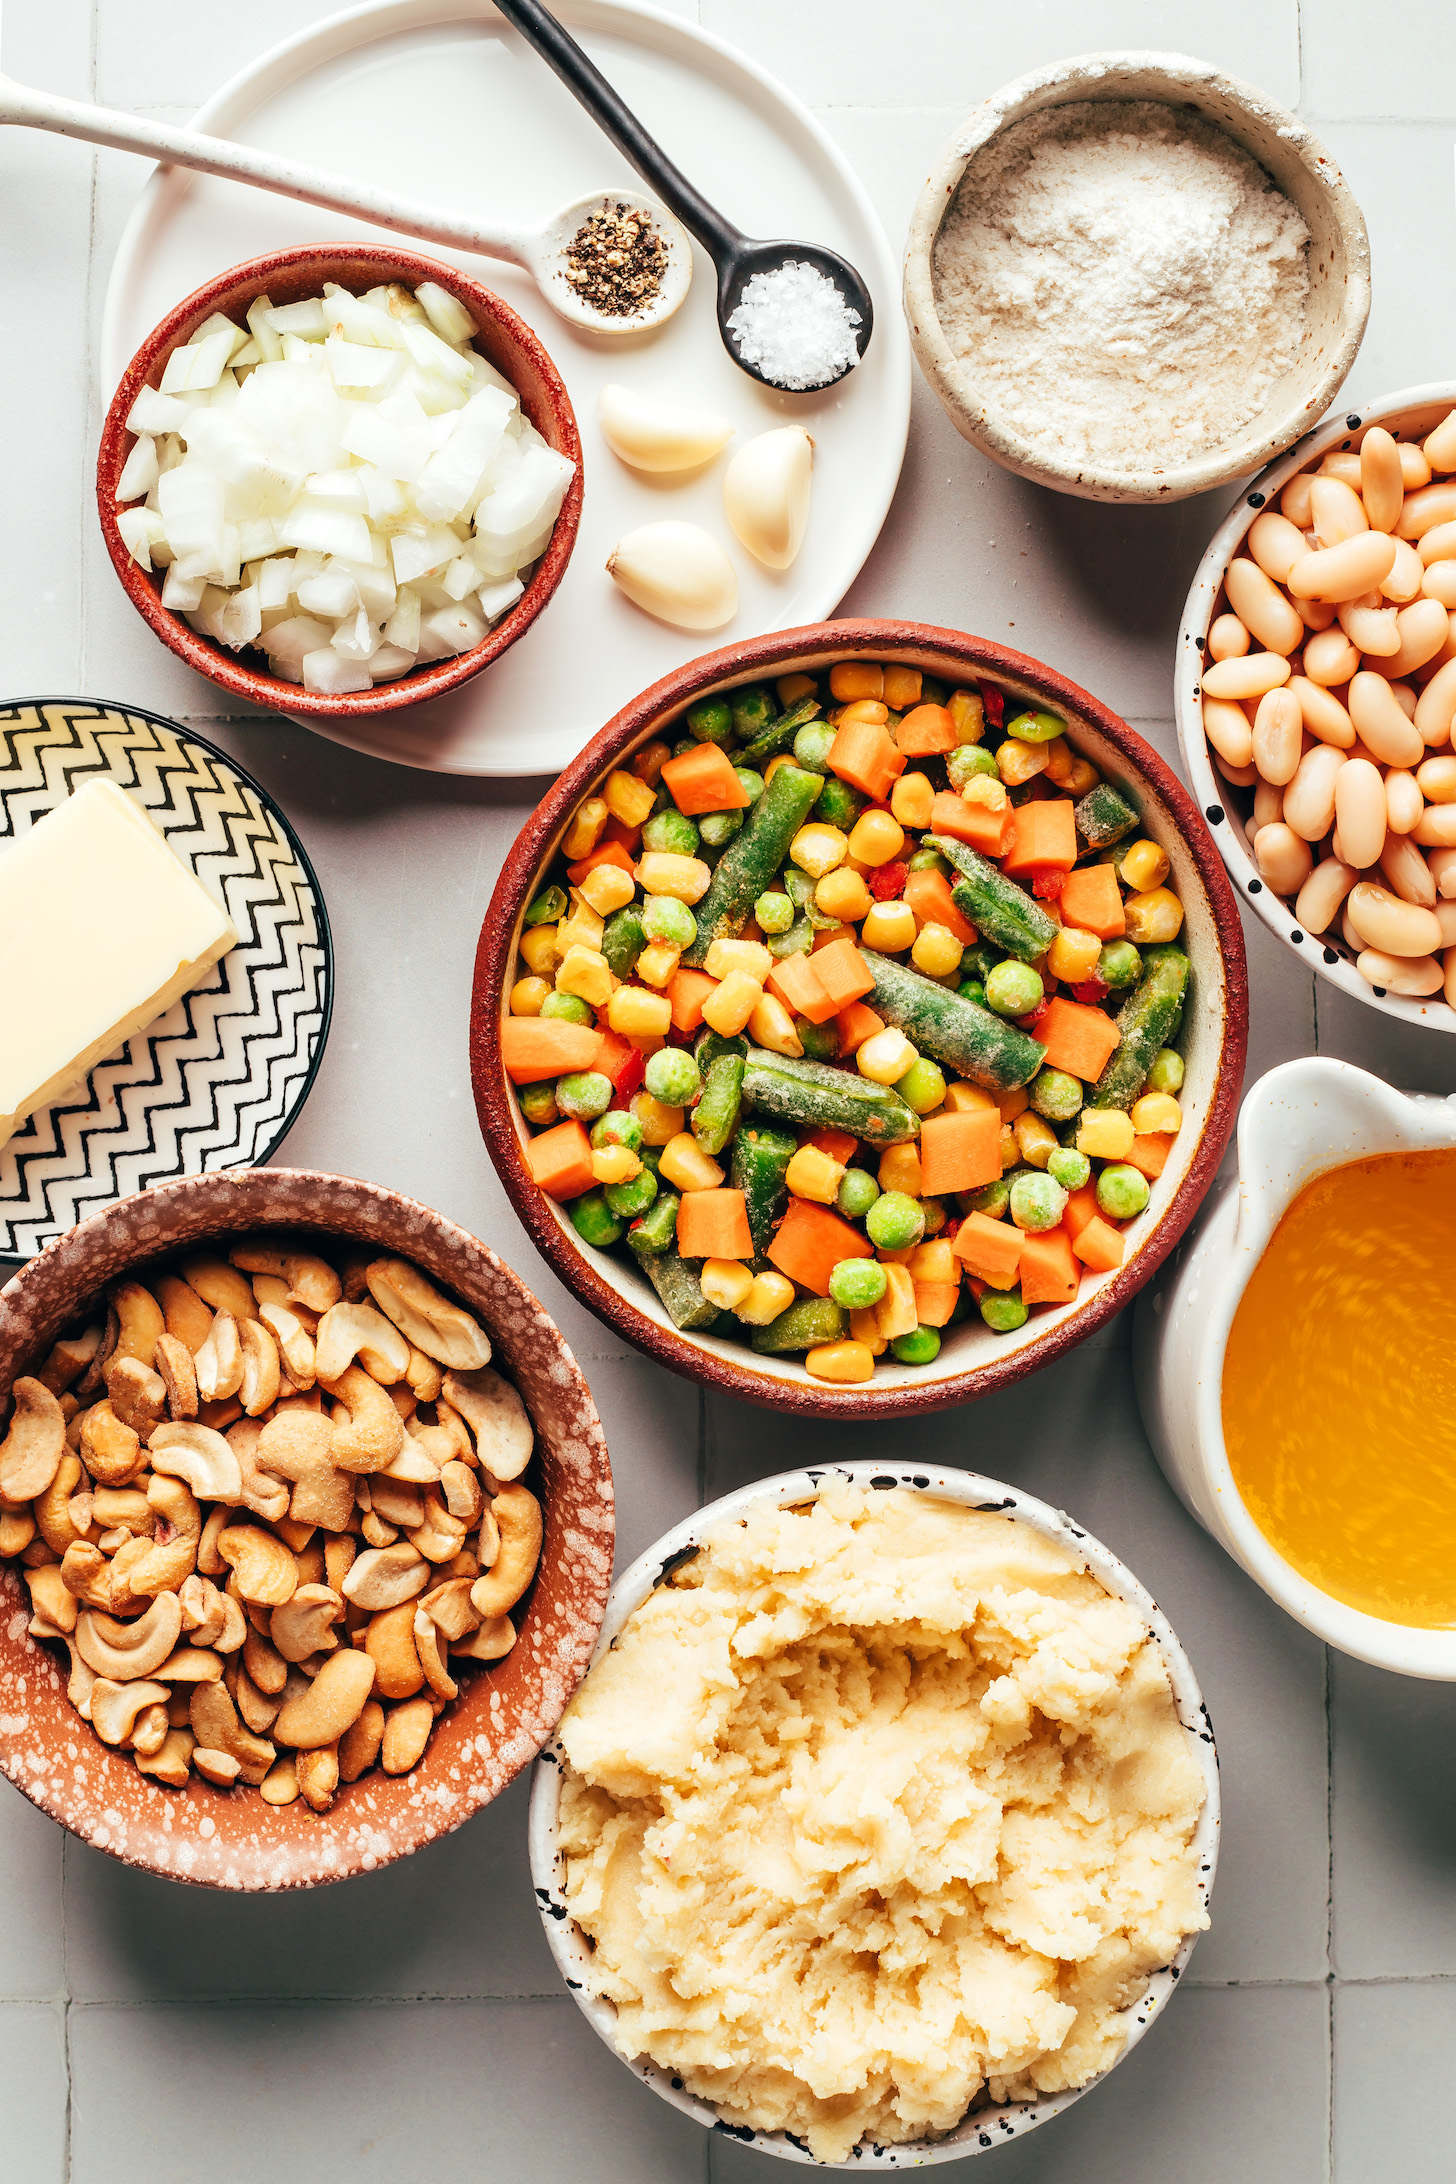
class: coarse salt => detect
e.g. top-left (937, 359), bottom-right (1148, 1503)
top-left (727, 261), bottom-right (861, 391)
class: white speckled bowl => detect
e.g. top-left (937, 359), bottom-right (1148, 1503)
top-left (0, 1168), bottom-right (614, 1890)
top-left (528, 1460), bottom-right (1220, 2165)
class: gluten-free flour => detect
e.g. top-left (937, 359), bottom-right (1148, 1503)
top-left (932, 101), bottom-right (1311, 475)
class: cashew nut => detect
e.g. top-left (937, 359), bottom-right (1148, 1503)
top-left (90, 1678), bottom-right (171, 1747)
top-left (61, 1542), bottom-right (125, 1613)
top-left (367, 1478), bottom-right (425, 1531)
top-left (253, 1409), bottom-right (352, 1532)
top-left (433, 1400), bottom-right (474, 1467)
top-left (270, 1584), bottom-right (342, 1664)
top-left (230, 1239), bottom-right (341, 1315)
top-left (338, 1700), bottom-right (385, 1783)
top-left (132, 1701), bottom-right (170, 1757)
top-left (108, 1280), bottom-right (165, 1369)
top-left (197, 1503), bottom-right (229, 1577)
top-left (295, 1742), bottom-right (339, 1812)
top-left (407, 1491), bottom-right (469, 1566)
top-left (237, 1318), bottom-right (280, 1417)
top-left (77, 1401), bottom-right (145, 1488)
top-left (403, 1347), bottom-right (443, 1404)
top-left (238, 1664), bottom-right (284, 1734)
top-left (34, 1452), bottom-right (86, 1555)
top-left (412, 1607), bottom-right (457, 1700)
top-left (27, 1562), bottom-right (79, 1633)
top-left (148, 1421), bottom-right (243, 1502)
top-left (90, 1484), bottom-right (150, 1532)
top-left (469, 1486), bottom-right (542, 1619)
top-left (257, 1298), bottom-right (316, 1390)
top-left (323, 1365), bottom-right (405, 1476)
top-left (418, 1577), bottom-right (480, 1643)
top-left (193, 1747), bottom-right (241, 1786)
top-left (381, 1695), bottom-right (434, 1775)
top-left (363, 1601), bottom-right (424, 1699)
top-left (194, 1312), bottom-right (244, 1403)
top-left (105, 1356), bottom-right (168, 1438)
top-left (37, 1325), bottom-right (103, 1396)
top-left (137, 1727), bottom-right (193, 1786)
top-left (453, 1614), bottom-right (517, 1663)
top-left (342, 1543), bottom-right (429, 1613)
top-left (76, 1313), bottom-right (116, 1400)
top-left (366, 1260), bottom-right (491, 1370)
top-left (314, 1302), bottom-right (411, 1387)
top-left (478, 1502), bottom-right (501, 1571)
top-left (125, 1475), bottom-right (201, 1598)
top-left (383, 1433), bottom-right (445, 1485)
top-left (439, 1462), bottom-right (484, 1526)
top-left (61, 1639), bottom-right (98, 1719)
top-left (273, 1647), bottom-right (376, 1749)
top-left (156, 1645), bottom-right (223, 1684)
top-left (323, 1535), bottom-right (356, 1595)
top-left (242, 1625), bottom-right (288, 1696)
top-left (198, 1396), bottom-right (243, 1436)
top-left (217, 1524), bottom-right (297, 1608)
top-left (360, 1511), bottom-right (398, 1549)
top-left (0, 1510), bottom-right (35, 1556)
top-left (75, 1592), bottom-right (183, 1681)
top-left (442, 1369), bottom-right (533, 1483)
top-left (178, 1572), bottom-right (226, 1637)
top-left (156, 1274), bottom-right (214, 1354)
top-left (190, 1680), bottom-right (275, 1783)
top-left (0, 1378), bottom-right (66, 1501)
top-left (180, 1256), bottom-right (259, 1322)
top-left (260, 1753), bottom-right (299, 1805)
top-left (153, 1332), bottom-right (198, 1422)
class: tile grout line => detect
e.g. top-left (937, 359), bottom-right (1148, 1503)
top-left (1324, 1636), bottom-right (1336, 2184)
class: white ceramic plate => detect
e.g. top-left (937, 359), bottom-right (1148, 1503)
top-left (101, 0), bottom-right (910, 777)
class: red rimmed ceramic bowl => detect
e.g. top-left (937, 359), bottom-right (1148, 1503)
top-left (470, 620), bottom-right (1248, 1419)
top-left (0, 1167), bottom-right (613, 1889)
top-left (96, 243), bottom-right (583, 718)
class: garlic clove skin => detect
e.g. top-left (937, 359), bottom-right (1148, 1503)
top-left (607, 522), bottom-right (738, 630)
top-left (722, 427), bottom-right (813, 570)
top-left (597, 384), bottom-right (734, 473)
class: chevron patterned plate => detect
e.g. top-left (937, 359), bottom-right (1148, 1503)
top-left (0, 700), bottom-right (333, 1264)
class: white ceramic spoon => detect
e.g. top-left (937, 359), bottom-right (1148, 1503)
top-left (0, 69), bottom-right (693, 335)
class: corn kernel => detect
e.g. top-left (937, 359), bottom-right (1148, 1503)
top-left (838, 698), bottom-right (890, 728)
top-left (764, 753), bottom-right (798, 783)
top-left (883, 665), bottom-right (922, 711)
top-left (890, 771), bottom-right (935, 828)
top-left (911, 922), bottom-right (964, 977)
top-left (518, 924), bottom-right (560, 977)
top-left (1048, 927), bottom-right (1103, 982)
top-left (608, 984), bottom-right (673, 1037)
top-left (1077, 1107), bottom-right (1137, 1160)
top-left (875, 1263), bottom-right (919, 1340)
top-left (578, 863), bottom-right (638, 916)
top-left (603, 769), bottom-right (656, 828)
top-left (636, 851), bottom-right (712, 904)
top-left (1063, 756), bottom-right (1100, 797)
top-left (785, 1144), bottom-right (845, 1204)
top-left (555, 945), bottom-right (613, 1008)
top-left (1121, 840), bottom-right (1172, 893)
top-left (1130, 1092), bottom-right (1183, 1136)
top-left (861, 901), bottom-right (916, 951)
top-left (877, 1142), bottom-right (923, 1196)
top-left (920, 1196), bottom-right (947, 1236)
top-left (944, 1082), bottom-right (997, 1114)
top-left (702, 971), bottom-right (764, 1037)
top-left (947, 689), bottom-right (984, 744)
top-left (510, 976), bottom-right (550, 1016)
top-left (1123, 887), bottom-right (1184, 943)
top-left (659, 1132), bottom-right (725, 1192)
top-left (634, 941), bottom-right (682, 989)
top-left (629, 738), bottom-right (670, 787)
top-left (701, 1258), bottom-right (755, 1311)
top-left (591, 1144), bottom-right (641, 1186)
top-left (845, 810), bottom-right (904, 867)
top-left (748, 992), bottom-right (804, 1056)
top-left (997, 738), bottom-right (1050, 786)
top-left (829, 662), bottom-right (884, 701)
top-left (1042, 738), bottom-right (1077, 786)
top-left (736, 1270), bottom-right (796, 1325)
top-left (908, 1238), bottom-right (956, 1283)
top-left (561, 796), bottom-right (609, 860)
top-left (704, 937), bottom-right (773, 981)
top-left (858, 1026), bottom-right (917, 1083)
top-left (996, 1086), bottom-right (1030, 1122)
top-left (556, 896), bottom-right (605, 955)
top-left (630, 1090), bottom-right (683, 1145)
top-left (963, 775), bottom-right (1009, 814)
top-left (789, 824), bottom-right (849, 879)
top-left (849, 1307), bottom-right (888, 1356)
top-left (805, 1339), bottom-right (875, 1384)
top-left (814, 868), bottom-right (873, 922)
top-left (1014, 1112), bottom-right (1059, 1169)
top-left (999, 1123), bottom-right (1018, 1169)
top-left (777, 672), bottom-right (818, 708)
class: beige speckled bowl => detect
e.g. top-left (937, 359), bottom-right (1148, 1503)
top-left (903, 50), bottom-right (1371, 505)
top-left (0, 1168), bottom-right (613, 1890)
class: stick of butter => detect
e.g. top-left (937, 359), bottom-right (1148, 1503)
top-left (0, 778), bottom-right (239, 1152)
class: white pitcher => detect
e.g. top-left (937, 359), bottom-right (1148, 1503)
top-left (1133, 1057), bottom-right (1456, 1678)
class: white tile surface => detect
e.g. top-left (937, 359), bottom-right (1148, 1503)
top-left (0, 2006), bottom-right (70, 2181)
top-left (1333, 1982), bottom-right (1456, 2183)
top-left (1330, 1657), bottom-right (1456, 1979)
top-left (1301, 2), bottom-right (1456, 117)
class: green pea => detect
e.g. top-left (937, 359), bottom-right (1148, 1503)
top-left (985, 960), bottom-right (1044, 1016)
top-left (1096, 1164), bottom-right (1151, 1220)
top-left (961, 1176), bottom-right (1009, 1219)
top-left (591, 1110), bottom-right (642, 1152)
top-left (828, 1258), bottom-right (888, 1309)
top-left (644, 1049), bottom-right (700, 1106)
top-left (960, 943), bottom-right (999, 984)
top-left (908, 846), bottom-right (950, 874)
top-left (728, 685), bottom-right (775, 741)
top-left (518, 1080), bottom-right (559, 1128)
top-left (556, 1071), bottom-right (613, 1122)
top-left (570, 1190), bottom-right (624, 1248)
top-left (687, 696), bottom-right (734, 746)
top-left (793, 721), bottom-right (837, 774)
top-left (734, 767), bottom-right (765, 805)
top-left (604, 1167), bottom-right (657, 1219)
top-left (958, 980), bottom-right (987, 1008)
top-left (1098, 939), bottom-right (1142, 990)
top-left (639, 1144), bottom-right (664, 1177)
top-left (755, 890), bottom-right (795, 935)
top-left (1047, 1146), bottom-right (1091, 1192)
top-left (694, 1028), bottom-right (747, 1069)
top-left (539, 991), bottom-right (593, 1025)
top-left (814, 776), bottom-right (864, 828)
top-left (1029, 1067), bottom-right (1083, 1123)
top-left (796, 1016), bottom-right (840, 1063)
top-left (837, 1168), bottom-right (881, 1220)
top-left (1146, 1047), bottom-right (1185, 1094)
top-left (699, 807), bottom-right (744, 850)
top-left (642, 895), bottom-right (697, 949)
top-left (1004, 708), bottom-right (1065, 744)
top-left (980, 1288), bottom-right (1028, 1334)
top-left (947, 744), bottom-right (999, 791)
top-left (895, 1057), bottom-right (947, 1115)
top-left (1009, 1170), bottom-right (1068, 1233)
top-left (866, 1191), bottom-right (924, 1251)
top-left (891, 1326), bottom-right (942, 1366)
top-left (524, 884), bottom-right (567, 927)
top-left (641, 808), bottom-right (699, 857)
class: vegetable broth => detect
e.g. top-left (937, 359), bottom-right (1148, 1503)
top-left (1222, 1149), bottom-right (1456, 1627)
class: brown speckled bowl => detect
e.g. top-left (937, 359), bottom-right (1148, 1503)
top-left (96, 244), bottom-right (583, 718)
top-left (0, 1168), bottom-right (613, 1889)
top-left (470, 620), bottom-right (1249, 1419)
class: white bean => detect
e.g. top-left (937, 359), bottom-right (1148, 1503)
top-left (1302, 627), bottom-right (1361, 687)
top-left (1280, 472), bottom-right (1315, 527)
top-left (1288, 677), bottom-right (1356, 748)
top-left (1248, 510), bottom-right (1310, 584)
top-left (1287, 532), bottom-right (1397, 602)
top-left (1423, 409), bottom-right (1456, 475)
top-left (1201, 653), bottom-right (1292, 701)
top-left (1390, 679), bottom-right (1419, 721)
top-left (1387, 599), bottom-right (1451, 678)
top-left (1203, 696), bottom-right (1254, 768)
top-left (1284, 744), bottom-right (1347, 841)
top-left (1380, 536), bottom-right (1426, 602)
top-left (1319, 450), bottom-right (1363, 488)
top-left (1294, 857), bottom-right (1357, 935)
top-left (1429, 846), bottom-right (1456, 898)
top-left (1416, 753), bottom-right (1456, 802)
top-left (1436, 900), bottom-right (1456, 948)
top-left (1356, 947), bottom-right (1444, 995)
top-left (1446, 947), bottom-right (1456, 1007)
top-left (1333, 759), bottom-right (1388, 871)
top-left (1253, 823), bottom-right (1314, 896)
top-left (1208, 612), bottom-right (1251, 662)
top-left (1225, 558), bottom-right (1304, 655)
top-left (1337, 596), bottom-right (1401, 655)
top-left (1422, 562), bottom-right (1456, 607)
top-left (1360, 426), bottom-right (1405, 534)
top-left (1416, 519), bottom-right (1456, 566)
top-left (1251, 687), bottom-right (1303, 785)
top-left (1214, 752), bottom-right (1259, 789)
top-left (1296, 595), bottom-right (1339, 632)
top-left (1398, 483), bottom-right (1456, 539)
top-left (1380, 832), bottom-right (1439, 906)
top-left (1348, 673), bottom-right (1425, 767)
top-left (1414, 803), bottom-right (1456, 847)
top-left (1414, 657), bottom-right (1456, 747)
top-left (1385, 769), bottom-right (1425, 833)
top-left (1346, 881), bottom-right (1443, 956)
top-left (1309, 475), bottom-right (1368, 546)
top-left (1253, 777), bottom-right (1285, 829)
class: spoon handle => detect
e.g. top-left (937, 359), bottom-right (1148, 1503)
top-left (491, 0), bottom-right (743, 264)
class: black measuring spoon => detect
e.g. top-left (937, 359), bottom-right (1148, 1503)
top-left (492, 0), bottom-right (873, 390)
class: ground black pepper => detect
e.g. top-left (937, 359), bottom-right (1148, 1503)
top-left (563, 201), bottom-right (667, 317)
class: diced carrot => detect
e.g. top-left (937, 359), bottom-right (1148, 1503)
top-left (1072, 1215), bottom-right (1125, 1272)
top-left (827, 719), bottom-right (905, 803)
top-left (903, 866), bottom-right (977, 944)
top-left (1037, 996), bottom-right (1122, 1084)
top-left (811, 922), bottom-right (851, 952)
top-left (602, 815), bottom-right (641, 854)
top-left (929, 790), bottom-right (1016, 858)
top-left (1018, 1227), bottom-right (1080, 1307)
top-left (660, 743), bottom-right (752, 816)
top-left (665, 967), bottom-right (718, 1036)
top-left (523, 1119), bottom-right (595, 1201)
top-left (807, 1127), bottom-right (858, 1165)
top-left (676, 1188), bottom-right (754, 1260)
top-left (1058, 863), bottom-right (1126, 940)
top-left (501, 1018), bottom-right (604, 1084)
top-left (913, 1280), bottom-right (960, 1327)
top-left (950, 1211), bottom-right (1024, 1290)
top-left (919, 1109), bottom-right (1002, 1197)
top-left (767, 1199), bottom-right (874, 1296)
top-left (1063, 1183), bottom-right (1100, 1241)
top-left (1001, 801), bottom-right (1078, 878)
top-left (566, 839), bottom-right (635, 886)
top-left (766, 953), bottom-right (837, 1025)
top-left (837, 1001), bottom-right (885, 1055)
top-left (811, 935), bottom-right (876, 1011)
top-left (1128, 1133), bottom-right (1173, 1180)
top-left (895, 703), bottom-right (957, 756)
top-left (593, 1028), bottom-right (635, 1089)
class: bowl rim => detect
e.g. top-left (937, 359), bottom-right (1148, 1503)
top-left (0, 1165), bottom-right (614, 1889)
top-left (95, 241), bottom-right (584, 717)
top-left (1174, 379), bottom-right (1456, 1036)
top-left (901, 48), bottom-right (1372, 506)
top-left (527, 1458), bottom-right (1221, 2166)
top-left (470, 616), bottom-right (1249, 1420)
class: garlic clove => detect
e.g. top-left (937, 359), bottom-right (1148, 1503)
top-left (722, 427), bottom-right (813, 571)
top-left (597, 383), bottom-right (734, 473)
top-left (606, 522), bottom-right (738, 630)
